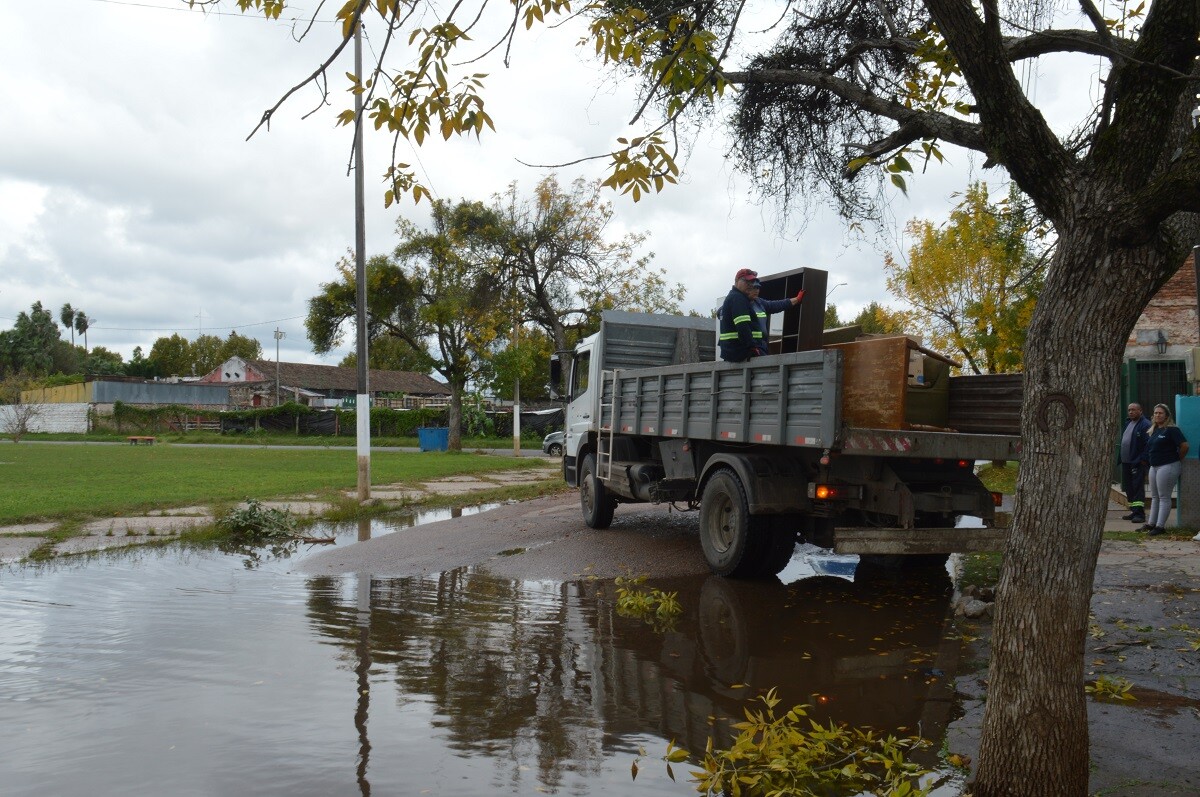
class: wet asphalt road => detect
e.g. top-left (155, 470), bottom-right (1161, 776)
top-left (297, 492), bottom-right (712, 580)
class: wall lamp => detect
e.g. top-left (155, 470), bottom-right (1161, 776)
top-left (1155, 330), bottom-right (1168, 355)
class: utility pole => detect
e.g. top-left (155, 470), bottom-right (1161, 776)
top-left (353, 9), bottom-right (371, 502)
top-left (274, 328), bottom-right (285, 406)
top-left (511, 271), bottom-right (521, 457)
top-left (512, 318), bottom-right (521, 457)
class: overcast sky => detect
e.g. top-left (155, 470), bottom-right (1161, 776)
top-left (0, 0), bottom-right (1101, 368)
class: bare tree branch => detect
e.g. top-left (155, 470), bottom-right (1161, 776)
top-left (724, 67), bottom-right (987, 153)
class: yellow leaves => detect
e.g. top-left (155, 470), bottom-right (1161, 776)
top-left (520, 0), bottom-right (573, 31)
top-left (1086, 674), bottom-right (1137, 702)
top-left (602, 134), bottom-right (679, 201)
top-left (655, 689), bottom-right (934, 796)
top-left (383, 165), bottom-right (431, 208)
top-left (233, 0), bottom-right (284, 20)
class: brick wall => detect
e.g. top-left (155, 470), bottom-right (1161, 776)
top-left (1130, 251), bottom-right (1198, 358)
top-left (0, 403), bottom-right (90, 434)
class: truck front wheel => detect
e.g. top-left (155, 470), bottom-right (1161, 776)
top-left (580, 453), bottom-right (617, 529)
top-left (699, 469), bottom-right (762, 578)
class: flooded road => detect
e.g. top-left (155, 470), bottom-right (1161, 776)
top-left (1, 507), bottom-right (964, 796)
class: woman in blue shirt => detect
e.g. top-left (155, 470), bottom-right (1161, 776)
top-left (1144, 403), bottom-right (1189, 536)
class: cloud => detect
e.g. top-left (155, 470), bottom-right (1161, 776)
top-left (0, 1), bottom-right (1094, 367)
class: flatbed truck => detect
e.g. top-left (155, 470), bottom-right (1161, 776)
top-left (550, 270), bottom-right (1022, 578)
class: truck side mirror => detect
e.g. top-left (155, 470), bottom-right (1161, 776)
top-left (549, 354), bottom-right (563, 401)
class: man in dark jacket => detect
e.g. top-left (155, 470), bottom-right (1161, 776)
top-left (1120, 402), bottom-right (1151, 524)
top-left (719, 268), bottom-right (760, 362)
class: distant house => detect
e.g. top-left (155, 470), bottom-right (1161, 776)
top-left (1124, 248), bottom-right (1200, 411)
top-left (198, 356), bottom-right (451, 408)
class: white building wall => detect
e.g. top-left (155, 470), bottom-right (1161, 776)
top-left (0, 403), bottom-right (90, 434)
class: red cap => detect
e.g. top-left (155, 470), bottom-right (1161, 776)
top-left (735, 268), bottom-right (758, 281)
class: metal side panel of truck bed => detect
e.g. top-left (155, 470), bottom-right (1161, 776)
top-left (599, 348), bottom-right (844, 449)
top-left (597, 349), bottom-right (1022, 462)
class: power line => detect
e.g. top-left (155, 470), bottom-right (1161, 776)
top-left (80, 0), bottom-right (332, 23)
top-left (90, 314), bottom-right (307, 333)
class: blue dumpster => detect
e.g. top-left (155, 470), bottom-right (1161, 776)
top-left (417, 427), bottom-right (450, 452)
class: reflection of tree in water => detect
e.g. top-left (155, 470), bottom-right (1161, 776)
top-left (304, 565), bottom-right (956, 791)
top-left (306, 570), bottom-right (604, 793)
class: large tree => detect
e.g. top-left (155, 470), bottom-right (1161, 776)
top-left (220, 1), bottom-right (1200, 793)
top-left (85, 346), bottom-right (126, 376)
top-left (60, 303), bottom-right (77, 347)
top-left (191, 334), bottom-right (226, 376)
top-left (884, 182), bottom-right (1045, 373)
top-left (307, 201), bottom-right (501, 450)
top-left (490, 176), bottom-right (684, 353)
top-left (147, 333), bottom-right (193, 379)
top-left (219, 331), bottom-right (264, 363)
top-left (0, 302), bottom-right (61, 377)
top-left (338, 335), bottom-right (429, 373)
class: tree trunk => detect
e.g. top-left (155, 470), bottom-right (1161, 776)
top-left (972, 227), bottom-right (1170, 795)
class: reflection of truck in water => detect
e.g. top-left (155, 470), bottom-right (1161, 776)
top-left (551, 267), bottom-right (1022, 578)
top-left (587, 569), bottom-right (959, 761)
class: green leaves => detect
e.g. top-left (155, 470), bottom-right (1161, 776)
top-left (663, 688), bottom-right (933, 796)
top-left (614, 574), bottom-right (682, 631)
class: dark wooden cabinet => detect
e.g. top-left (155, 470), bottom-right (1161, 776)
top-left (758, 267), bottom-right (828, 353)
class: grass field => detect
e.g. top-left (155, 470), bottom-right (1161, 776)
top-left (25, 431), bottom-right (550, 449)
top-left (0, 443), bottom-right (547, 524)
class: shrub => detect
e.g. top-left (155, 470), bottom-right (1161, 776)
top-left (660, 689), bottom-right (933, 796)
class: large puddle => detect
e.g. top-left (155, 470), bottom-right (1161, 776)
top-left (1, 509), bottom-right (966, 796)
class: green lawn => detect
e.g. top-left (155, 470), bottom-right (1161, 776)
top-left (24, 431), bottom-right (548, 449)
top-left (0, 443), bottom-right (544, 524)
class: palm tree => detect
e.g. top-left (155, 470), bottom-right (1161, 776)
top-left (74, 312), bottom-right (91, 357)
top-left (60, 303), bottom-right (77, 347)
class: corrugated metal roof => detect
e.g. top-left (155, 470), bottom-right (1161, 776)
top-left (243, 360), bottom-right (450, 396)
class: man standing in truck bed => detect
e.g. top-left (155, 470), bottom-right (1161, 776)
top-left (719, 268), bottom-right (760, 362)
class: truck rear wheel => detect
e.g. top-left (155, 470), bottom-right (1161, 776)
top-left (580, 453), bottom-right (616, 529)
top-left (755, 515), bottom-right (799, 577)
top-left (699, 469), bottom-right (763, 578)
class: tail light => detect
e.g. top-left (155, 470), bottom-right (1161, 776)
top-left (808, 483), bottom-right (863, 501)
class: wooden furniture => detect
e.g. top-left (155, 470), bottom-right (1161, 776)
top-left (825, 335), bottom-right (958, 430)
top-left (757, 267), bottom-right (829, 353)
top-left (127, 436), bottom-right (156, 445)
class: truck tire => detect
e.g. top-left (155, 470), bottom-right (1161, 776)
top-left (699, 469), bottom-right (763, 578)
top-left (698, 576), bottom-right (750, 682)
top-left (580, 453), bottom-right (617, 529)
top-left (755, 514), bottom-right (799, 577)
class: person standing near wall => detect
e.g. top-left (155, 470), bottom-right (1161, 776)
top-left (1143, 403), bottom-right (1189, 536)
top-left (1120, 402), bottom-right (1151, 524)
